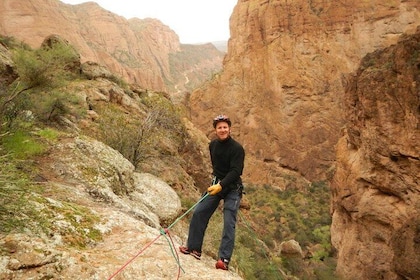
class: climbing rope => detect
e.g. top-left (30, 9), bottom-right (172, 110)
top-left (160, 228), bottom-right (183, 278)
top-left (106, 233), bottom-right (163, 280)
top-left (107, 192), bottom-right (210, 280)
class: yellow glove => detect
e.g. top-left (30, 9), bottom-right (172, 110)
top-left (207, 183), bottom-right (222, 195)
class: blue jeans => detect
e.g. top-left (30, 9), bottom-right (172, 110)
top-left (186, 187), bottom-right (242, 261)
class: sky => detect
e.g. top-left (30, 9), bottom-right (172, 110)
top-left (60, 0), bottom-right (237, 44)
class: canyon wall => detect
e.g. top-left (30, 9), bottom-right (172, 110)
top-left (189, 0), bottom-right (420, 186)
top-left (0, 0), bottom-right (224, 93)
top-left (1, 0), bottom-right (419, 278)
top-left (189, 0), bottom-right (420, 278)
top-left (331, 28), bottom-right (420, 280)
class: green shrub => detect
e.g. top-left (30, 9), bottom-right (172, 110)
top-left (37, 127), bottom-right (59, 141)
top-left (92, 93), bottom-right (185, 168)
top-left (12, 41), bottom-right (79, 90)
top-left (29, 89), bottom-right (83, 123)
top-left (234, 180), bottom-right (333, 279)
top-left (1, 130), bottom-right (45, 159)
top-left (0, 155), bottom-right (33, 232)
top-left (1, 38), bottom-right (81, 129)
top-left (0, 35), bottom-right (29, 49)
top-left (312, 225), bottom-right (332, 261)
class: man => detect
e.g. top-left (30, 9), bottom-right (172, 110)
top-left (179, 114), bottom-right (245, 270)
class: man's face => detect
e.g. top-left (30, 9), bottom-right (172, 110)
top-left (215, 121), bottom-right (230, 140)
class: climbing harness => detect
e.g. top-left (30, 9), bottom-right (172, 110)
top-left (107, 192), bottom-right (210, 280)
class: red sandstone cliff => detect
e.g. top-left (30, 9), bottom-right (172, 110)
top-left (0, 0), bottom-right (224, 93)
top-left (188, 0), bottom-right (420, 278)
top-left (1, 0), bottom-right (420, 278)
top-left (189, 0), bottom-right (420, 186)
top-left (331, 28), bottom-right (420, 280)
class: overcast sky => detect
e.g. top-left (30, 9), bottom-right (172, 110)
top-left (60, 0), bottom-right (237, 44)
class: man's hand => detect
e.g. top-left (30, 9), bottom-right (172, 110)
top-left (207, 183), bottom-right (222, 195)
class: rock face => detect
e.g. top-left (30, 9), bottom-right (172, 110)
top-left (189, 0), bottom-right (420, 186)
top-left (0, 43), bottom-right (17, 85)
top-left (331, 28), bottom-right (420, 280)
top-left (0, 135), bottom-right (243, 280)
top-left (0, 0), bottom-right (224, 93)
top-left (1, 0), bottom-right (420, 278)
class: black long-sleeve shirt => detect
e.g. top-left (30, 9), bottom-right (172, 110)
top-left (209, 136), bottom-right (245, 195)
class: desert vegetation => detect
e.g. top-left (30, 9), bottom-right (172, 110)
top-left (0, 35), bottom-right (336, 279)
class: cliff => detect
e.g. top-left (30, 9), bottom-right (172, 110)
top-left (0, 134), bottom-right (243, 280)
top-left (187, 0), bottom-right (420, 278)
top-left (0, 37), bottom-right (242, 279)
top-left (331, 28), bottom-right (420, 280)
top-left (1, 0), bottom-right (420, 279)
top-left (189, 0), bottom-right (420, 185)
top-left (0, 0), bottom-right (224, 94)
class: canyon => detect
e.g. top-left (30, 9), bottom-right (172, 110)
top-left (0, 0), bottom-right (419, 279)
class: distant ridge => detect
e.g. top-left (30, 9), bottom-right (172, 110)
top-left (211, 40), bottom-right (228, 52)
top-left (0, 0), bottom-right (225, 94)
top-left (185, 40), bottom-right (227, 53)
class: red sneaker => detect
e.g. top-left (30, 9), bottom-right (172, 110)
top-left (215, 259), bottom-right (229, 270)
top-left (179, 246), bottom-right (190, 255)
top-left (179, 246), bottom-right (201, 260)
top-left (190, 250), bottom-right (201, 260)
